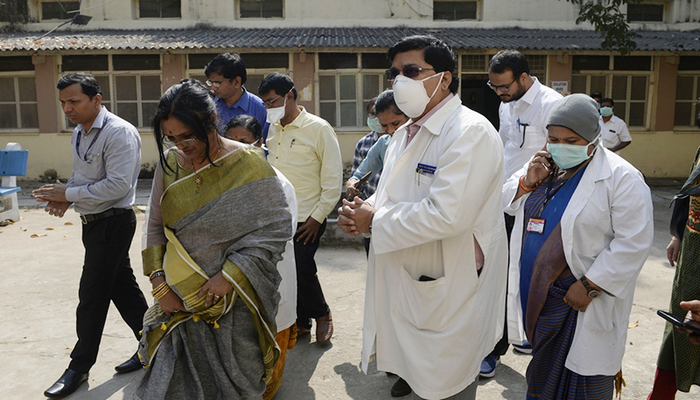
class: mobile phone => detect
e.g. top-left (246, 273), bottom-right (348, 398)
top-left (419, 275), bottom-right (436, 282)
top-left (356, 171), bottom-right (372, 188)
top-left (543, 153), bottom-right (556, 171)
top-left (657, 310), bottom-right (700, 334)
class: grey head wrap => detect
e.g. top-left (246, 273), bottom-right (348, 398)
top-left (546, 93), bottom-right (601, 143)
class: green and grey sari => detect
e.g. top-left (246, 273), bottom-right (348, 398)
top-left (135, 147), bottom-right (293, 400)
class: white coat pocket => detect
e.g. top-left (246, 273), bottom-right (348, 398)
top-left (416, 172), bottom-right (436, 187)
top-left (582, 293), bottom-right (615, 332)
top-left (393, 265), bottom-right (449, 332)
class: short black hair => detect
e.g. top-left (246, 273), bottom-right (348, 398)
top-left (601, 98), bottom-right (614, 106)
top-left (56, 72), bottom-right (102, 99)
top-left (258, 72), bottom-right (297, 100)
top-left (204, 53), bottom-right (247, 84)
top-left (590, 91), bottom-right (603, 99)
top-left (374, 90), bottom-right (403, 116)
top-left (388, 35), bottom-right (460, 94)
top-left (152, 79), bottom-right (219, 173)
top-left (488, 50), bottom-right (530, 80)
top-left (224, 115), bottom-right (262, 141)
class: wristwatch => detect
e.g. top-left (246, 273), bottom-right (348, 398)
top-left (580, 276), bottom-right (601, 299)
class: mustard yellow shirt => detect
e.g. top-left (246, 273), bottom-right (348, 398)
top-left (267, 106), bottom-right (343, 223)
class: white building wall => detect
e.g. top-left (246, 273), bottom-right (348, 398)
top-left (10, 1), bottom-right (699, 33)
top-left (670, 0), bottom-right (700, 23)
top-left (482, 0), bottom-right (579, 23)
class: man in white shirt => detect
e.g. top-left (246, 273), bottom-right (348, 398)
top-left (599, 98), bottom-right (632, 154)
top-left (489, 50), bottom-right (563, 183)
top-left (482, 50), bottom-right (562, 378)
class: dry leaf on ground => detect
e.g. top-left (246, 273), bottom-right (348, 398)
top-left (628, 320), bottom-right (639, 329)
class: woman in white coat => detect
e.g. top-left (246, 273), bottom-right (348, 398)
top-left (503, 94), bottom-right (653, 400)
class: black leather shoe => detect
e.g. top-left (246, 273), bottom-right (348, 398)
top-left (44, 369), bottom-right (88, 398)
top-left (391, 377), bottom-right (412, 397)
top-left (115, 352), bottom-right (142, 374)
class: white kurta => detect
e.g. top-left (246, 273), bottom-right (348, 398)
top-left (503, 147), bottom-right (653, 375)
top-left (273, 167), bottom-right (298, 332)
top-left (362, 95), bottom-right (508, 399)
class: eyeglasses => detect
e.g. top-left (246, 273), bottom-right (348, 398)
top-left (162, 137), bottom-right (197, 148)
top-left (263, 95), bottom-right (283, 108)
top-left (205, 79), bottom-right (228, 88)
top-left (487, 78), bottom-right (518, 93)
top-left (385, 66), bottom-right (436, 81)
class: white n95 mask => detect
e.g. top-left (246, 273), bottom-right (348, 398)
top-left (266, 97), bottom-right (287, 125)
top-left (392, 72), bottom-right (444, 118)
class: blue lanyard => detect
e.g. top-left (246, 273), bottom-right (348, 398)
top-left (76, 114), bottom-right (108, 162)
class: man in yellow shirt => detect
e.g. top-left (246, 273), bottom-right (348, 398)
top-left (259, 73), bottom-right (343, 344)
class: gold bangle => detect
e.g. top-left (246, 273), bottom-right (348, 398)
top-left (151, 281), bottom-right (169, 298)
top-left (152, 285), bottom-right (170, 300)
top-left (152, 284), bottom-right (169, 296)
top-left (153, 286), bottom-right (170, 300)
top-left (152, 284), bottom-right (169, 297)
top-left (153, 286), bottom-right (171, 300)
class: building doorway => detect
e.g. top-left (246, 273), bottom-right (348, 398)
top-left (461, 74), bottom-right (501, 130)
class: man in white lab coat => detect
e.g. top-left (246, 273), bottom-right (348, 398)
top-left (338, 35), bottom-right (508, 400)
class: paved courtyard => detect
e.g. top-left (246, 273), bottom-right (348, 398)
top-left (0, 180), bottom-right (698, 399)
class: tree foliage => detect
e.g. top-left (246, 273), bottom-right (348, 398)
top-left (565, 0), bottom-right (639, 55)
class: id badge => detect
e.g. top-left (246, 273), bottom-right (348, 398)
top-left (526, 218), bottom-right (545, 234)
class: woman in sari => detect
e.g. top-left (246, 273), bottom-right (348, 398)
top-left (503, 94), bottom-right (653, 399)
top-left (135, 80), bottom-right (292, 400)
top-left (648, 111), bottom-right (700, 399)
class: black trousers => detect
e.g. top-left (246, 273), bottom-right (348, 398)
top-left (490, 213), bottom-right (516, 357)
top-left (363, 237), bottom-right (371, 257)
top-left (294, 219), bottom-right (329, 330)
top-left (69, 210), bottom-right (148, 373)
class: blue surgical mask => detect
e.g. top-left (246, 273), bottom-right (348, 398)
top-left (546, 142), bottom-right (594, 170)
top-left (600, 107), bottom-right (613, 117)
top-left (367, 116), bottom-right (383, 133)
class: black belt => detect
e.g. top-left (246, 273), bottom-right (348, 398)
top-left (80, 208), bottom-right (131, 224)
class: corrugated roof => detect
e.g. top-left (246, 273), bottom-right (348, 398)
top-left (1, 27), bottom-right (698, 53)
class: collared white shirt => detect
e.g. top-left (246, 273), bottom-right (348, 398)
top-left (498, 78), bottom-right (562, 182)
top-left (598, 115), bottom-right (632, 154)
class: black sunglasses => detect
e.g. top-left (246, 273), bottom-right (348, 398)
top-left (385, 66), bottom-right (436, 81)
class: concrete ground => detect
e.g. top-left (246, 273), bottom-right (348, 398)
top-left (1, 179), bottom-right (699, 399)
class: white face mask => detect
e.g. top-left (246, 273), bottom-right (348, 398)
top-left (266, 99), bottom-right (286, 125)
top-left (392, 72), bottom-right (444, 119)
top-left (265, 91), bottom-right (291, 125)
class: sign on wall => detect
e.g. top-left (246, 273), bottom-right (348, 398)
top-left (551, 81), bottom-right (569, 93)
